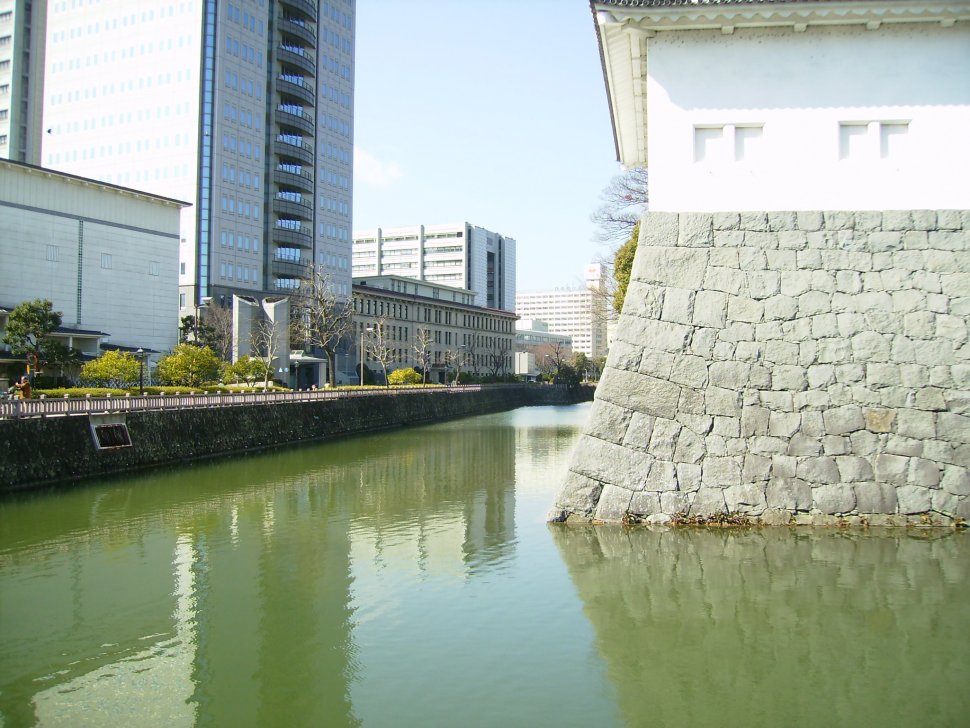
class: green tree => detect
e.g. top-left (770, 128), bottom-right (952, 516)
top-left (2, 299), bottom-right (62, 377)
top-left (613, 220), bottom-right (639, 314)
top-left (81, 350), bottom-right (141, 387)
top-left (227, 355), bottom-right (270, 386)
top-left (388, 367), bottom-right (423, 385)
top-left (156, 344), bottom-right (222, 387)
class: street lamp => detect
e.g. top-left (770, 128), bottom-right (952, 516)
top-left (359, 325), bottom-right (374, 386)
top-left (135, 348), bottom-right (147, 395)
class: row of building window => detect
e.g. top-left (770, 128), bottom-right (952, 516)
top-left (224, 70), bottom-right (262, 99)
top-left (222, 163), bottom-right (260, 190)
top-left (220, 231), bottom-right (259, 253)
top-left (319, 195), bottom-right (350, 217)
top-left (220, 194), bottom-right (261, 220)
top-left (220, 261), bottom-right (258, 283)
top-left (223, 101), bottom-right (261, 130)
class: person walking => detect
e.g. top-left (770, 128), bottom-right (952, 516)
top-left (14, 375), bottom-right (31, 399)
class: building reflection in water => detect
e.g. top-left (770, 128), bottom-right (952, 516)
top-left (550, 526), bottom-right (970, 728)
top-left (0, 416), bottom-right (517, 726)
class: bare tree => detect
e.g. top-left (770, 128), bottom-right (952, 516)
top-left (412, 327), bottom-right (433, 384)
top-left (365, 318), bottom-right (394, 386)
top-left (590, 166), bottom-right (649, 246)
top-left (204, 303), bottom-right (234, 361)
top-left (250, 316), bottom-right (283, 389)
top-left (289, 265), bottom-right (354, 388)
top-left (537, 340), bottom-right (569, 378)
top-left (487, 339), bottom-right (512, 378)
top-left (445, 347), bottom-right (468, 385)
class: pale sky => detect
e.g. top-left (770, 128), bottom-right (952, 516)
top-left (352, 0), bottom-right (624, 291)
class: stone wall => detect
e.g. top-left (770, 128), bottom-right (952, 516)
top-left (1, 385), bottom-right (591, 491)
top-left (551, 210), bottom-right (970, 525)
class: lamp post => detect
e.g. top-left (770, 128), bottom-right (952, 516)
top-left (135, 348), bottom-right (147, 395)
top-left (359, 325), bottom-right (374, 386)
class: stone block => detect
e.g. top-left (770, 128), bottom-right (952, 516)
top-left (667, 355), bottom-right (709, 389)
top-left (886, 435), bottom-right (923, 457)
top-left (743, 454), bottom-right (772, 482)
top-left (620, 317), bottom-right (690, 353)
top-left (704, 456), bottom-right (742, 487)
top-left (712, 233), bottom-right (744, 253)
top-left (740, 211), bottom-right (769, 231)
top-left (747, 271), bottom-right (780, 300)
top-left (633, 246), bottom-right (710, 289)
top-left (661, 491), bottom-right (690, 514)
top-left (706, 387), bottom-right (741, 417)
top-left (673, 427), bottom-right (705, 464)
top-left (594, 484), bottom-right (635, 522)
top-left (767, 211), bottom-right (798, 231)
top-left (771, 455), bottom-right (797, 478)
top-left (874, 453), bottom-right (910, 485)
top-left (551, 470), bottom-right (605, 519)
top-left (914, 388), bottom-right (947, 411)
top-left (823, 405), bottom-right (865, 435)
top-left (768, 411), bottom-right (800, 438)
top-left (812, 484), bottom-right (856, 514)
top-left (713, 416), bottom-right (740, 437)
top-left (621, 412), bottom-right (656, 452)
top-left (676, 463), bottom-right (703, 492)
top-left (725, 484), bottom-right (768, 515)
top-left (882, 210), bottom-right (912, 231)
top-left (854, 482), bottom-right (897, 514)
top-left (628, 491), bottom-right (662, 517)
top-left (638, 212), bottom-right (679, 247)
top-left (868, 231), bottom-right (903, 253)
top-left (851, 331), bottom-right (891, 362)
top-left (760, 508), bottom-right (793, 525)
top-left (596, 368), bottom-right (683, 420)
top-left (798, 456), bottom-right (841, 484)
top-left (897, 410), bottom-right (937, 440)
top-left (836, 455), bottom-right (874, 482)
top-left (941, 466), bottom-right (970, 496)
top-left (713, 212), bottom-right (741, 230)
top-left (766, 477), bottom-right (813, 511)
top-left (689, 488), bottom-right (728, 516)
top-left (622, 281), bottom-right (665, 319)
top-left (896, 485), bottom-right (933, 514)
top-left (788, 433), bottom-right (822, 457)
top-left (660, 288), bottom-right (695, 325)
top-left (688, 327), bottom-right (717, 358)
top-left (679, 213), bottom-right (714, 247)
top-left (807, 364), bottom-right (836, 389)
top-left (649, 461), bottom-right (679, 491)
top-left (606, 340), bottom-right (643, 372)
top-left (772, 365), bottom-right (807, 391)
top-left (798, 291), bottom-right (831, 318)
top-left (740, 406), bottom-right (770, 437)
top-left (638, 350), bottom-right (675, 379)
top-left (863, 408), bottom-right (895, 433)
top-left (704, 266), bottom-right (745, 296)
top-left (800, 411), bottom-right (826, 437)
top-left (677, 388), bottom-right (707, 416)
top-left (647, 418), bottom-right (682, 460)
top-left (709, 360), bottom-right (751, 389)
top-left (764, 340), bottom-right (799, 366)
top-left (728, 296), bottom-right (764, 324)
top-left (909, 458), bottom-right (941, 488)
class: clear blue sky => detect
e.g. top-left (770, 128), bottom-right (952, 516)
top-left (352, 0), bottom-right (623, 291)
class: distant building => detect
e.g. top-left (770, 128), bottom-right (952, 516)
top-left (514, 319), bottom-right (572, 380)
top-left (0, 159), bottom-right (188, 382)
top-left (41, 0), bottom-right (356, 318)
top-left (352, 223), bottom-right (516, 312)
top-left (352, 275), bottom-right (517, 384)
top-left (515, 263), bottom-right (608, 359)
top-left (592, 0), bottom-right (969, 211)
top-left (0, 0), bottom-right (47, 164)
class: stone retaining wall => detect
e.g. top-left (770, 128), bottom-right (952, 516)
top-left (1, 385), bottom-right (591, 491)
top-left (551, 210), bottom-right (970, 525)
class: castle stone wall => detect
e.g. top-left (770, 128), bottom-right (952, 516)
top-left (551, 210), bottom-right (970, 525)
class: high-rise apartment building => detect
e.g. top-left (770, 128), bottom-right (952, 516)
top-left (352, 223), bottom-right (516, 312)
top-left (515, 263), bottom-right (609, 359)
top-left (42, 0), bottom-right (355, 316)
top-left (0, 0), bottom-right (47, 164)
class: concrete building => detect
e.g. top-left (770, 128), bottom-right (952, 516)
top-left (515, 263), bottom-right (608, 359)
top-left (352, 275), bottom-right (517, 384)
top-left (514, 319), bottom-right (572, 380)
top-left (0, 159), bottom-right (188, 382)
top-left (352, 223), bottom-right (516, 312)
top-left (0, 0), bottom-right (46, 164)
top-left (41, 0), bottom-right (355, 318)
top-left (592, 0), bottom-right (969, 211)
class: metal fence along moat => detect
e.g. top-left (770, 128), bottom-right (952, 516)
top-left (0, 384), bottom-right (543, 420)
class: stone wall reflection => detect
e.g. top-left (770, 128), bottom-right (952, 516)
top-left (551, 526), bottom-right (970, 727)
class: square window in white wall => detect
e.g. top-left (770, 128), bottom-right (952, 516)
top-left (149, 261), bottom-right (160, 276)
top-left (101, 253), bottom-right (112, 269)
top-left (839, 122), bottom-right (872, 160)
top-left (694, 126), bottom-right (725, 163)
top-left (880, 122), bottom-right (909, 159)
top-left (734, 125), bottom-right (764, 162)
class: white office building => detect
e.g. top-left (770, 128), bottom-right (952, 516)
top-left (0, 159), bottom-right (187, 377)
top-left (352, 223), bottom-right (516, 312)
top-left (41, 0), bottom-right (355, 316)
top-left (0, 0), bottom-right (46, 164)
top-left (515, 263), bottom-right (608, 359)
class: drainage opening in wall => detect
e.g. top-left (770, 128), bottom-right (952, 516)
top-left (89, 413), bottom-right (133, 450)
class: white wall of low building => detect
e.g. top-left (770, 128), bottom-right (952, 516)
top-left (0, 160), bottom-right (186, 354)
top-left (647, 23), bottom-right (969, 212)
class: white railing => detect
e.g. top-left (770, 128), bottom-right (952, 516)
top-left (0, 384), bottom-right (541, 420)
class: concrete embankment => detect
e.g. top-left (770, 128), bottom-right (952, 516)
top-left (1, 385), bottom-right (591, 491)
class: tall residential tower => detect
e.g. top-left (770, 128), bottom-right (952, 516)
top-left (42, 0), bottom-right (355, 315)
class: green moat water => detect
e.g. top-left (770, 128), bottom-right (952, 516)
top-left (1, 404), bottom-right (968, 727)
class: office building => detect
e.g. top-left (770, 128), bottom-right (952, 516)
top-left (0, 0), bottom-right (47, 164)
top-left (0, 158), bottom-right (187, 385)
top-left (515, 263), bottom-right (608, 359)
top-left (41, 0), bottom-right (355, 318)
top-left (352, 223), bottom-right (516, 312)
top-left (353, 275), bottom-right (517, 384)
